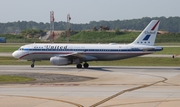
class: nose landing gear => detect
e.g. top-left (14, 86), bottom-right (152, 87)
top-left (31, 60), bottom-right (35, 68)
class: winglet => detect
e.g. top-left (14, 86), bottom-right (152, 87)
top-left (131, 20), bottom-right (160, 46)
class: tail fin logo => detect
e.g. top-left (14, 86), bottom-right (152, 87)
top-left (131, 20), bottom-right (160, 46)
top-left (142, 20), bottom-right (160, 41)
top-left (143, 35), bottom-right (150, 40)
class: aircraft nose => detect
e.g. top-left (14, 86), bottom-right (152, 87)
top-left (12, 51), bottom-right (19, 59)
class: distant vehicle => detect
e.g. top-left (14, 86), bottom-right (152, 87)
top-left (100, 26), bottom-right (110, 30)
top-left (12, 20), bottom-right (162, 68)
top-left (0, 37), bottom-right (6, 43)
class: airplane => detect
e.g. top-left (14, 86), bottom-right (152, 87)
top-left (12, 20), bottom-right (163, 68)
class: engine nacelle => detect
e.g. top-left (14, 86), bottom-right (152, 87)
top-left (50, 57), bottom-right (71, 65)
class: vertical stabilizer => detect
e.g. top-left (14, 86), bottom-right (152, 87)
top-left (131, 20), bottom-right (160, 46)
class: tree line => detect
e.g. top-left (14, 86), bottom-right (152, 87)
top-left (0, 16), bottom-right (180, 34)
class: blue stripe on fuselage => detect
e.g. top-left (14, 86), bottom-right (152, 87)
top-left (19, 48), bottom-right (162, 52)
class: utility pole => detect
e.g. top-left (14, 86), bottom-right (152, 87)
top-left (67, 14), bottom-right (71, 43)
top-left (50, 11), bottom-right (55, 43)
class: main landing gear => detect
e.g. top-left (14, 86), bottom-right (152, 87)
top-left (30, 60), bottom-right (89, 69)
top-left (76, 62), bottom-right (89, 69)
top-left (31, 60), bottom-right (35, 68)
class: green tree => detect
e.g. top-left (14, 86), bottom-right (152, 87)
top-left (115, 27), bottom-right (120, 34)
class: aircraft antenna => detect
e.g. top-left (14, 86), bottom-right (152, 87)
top-left (50, 11), bottom-right (55, 43)
top-left (67, 14), bottom-right (71, 43)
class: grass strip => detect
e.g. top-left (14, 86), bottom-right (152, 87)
top-left (89, 57), bottom-right (180, 66)
top-left (0, 75), bottom-right (35, 84)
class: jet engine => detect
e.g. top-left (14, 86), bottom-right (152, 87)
top-left (50, 57), bottom-right (71, 65)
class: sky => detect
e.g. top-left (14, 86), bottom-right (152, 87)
top-left (0, 0), bottom-right (180, 24)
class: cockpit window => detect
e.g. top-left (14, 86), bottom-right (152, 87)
top-left (18, 48), bottom-right (24, 50)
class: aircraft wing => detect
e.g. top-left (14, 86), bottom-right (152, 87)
top-left (57, 52), bottom-right (97, 61)
top-left (58, 52), bottom-right (85, 58)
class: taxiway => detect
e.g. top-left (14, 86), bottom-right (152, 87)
top-left (0, 65), bottom-right (180, 107)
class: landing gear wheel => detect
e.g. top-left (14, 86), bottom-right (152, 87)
top-left (83, 63), bottom-right (89, 68)
top-left (31, 64), bottom-right (34, 68)
top-left (76, 64), bottom-right (82, 68)
top-left (31, 60), bottom-right (35, 68)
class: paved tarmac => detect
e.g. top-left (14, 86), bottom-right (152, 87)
top-left (0, 65), bottom-right (180, 107)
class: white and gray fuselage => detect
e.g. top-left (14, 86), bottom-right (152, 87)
top-left (13, 43), bottom-right (163, 62)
